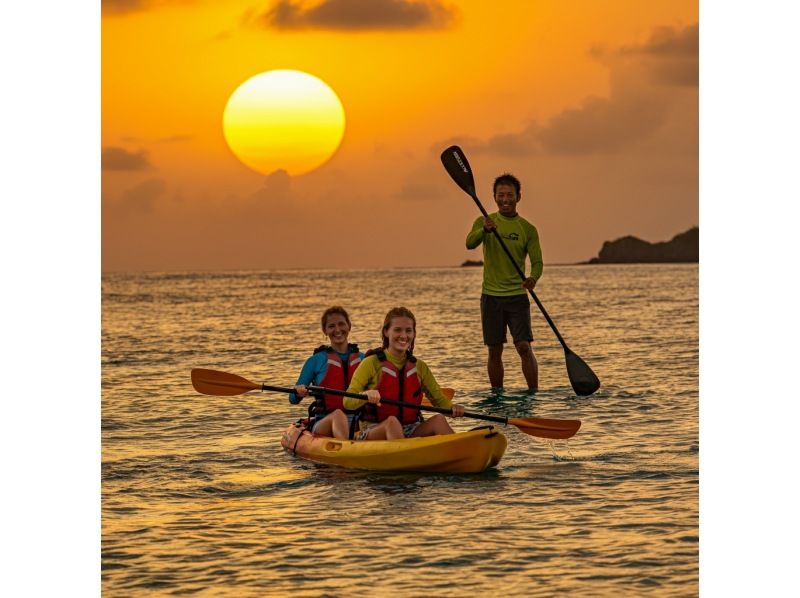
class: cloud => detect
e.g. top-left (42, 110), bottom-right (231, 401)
top-left (102, 0), bottom-right (147, 15)
top-left (393, 181), bottom-right (443, 201)
top-left (112, 178), bottom-right (167, 215)
top-left (249, 169), bottom-right (293, 202)
top-left (594, 23), bottom-right (698, 87)
top-left (121, 134), bottom-right (193, 144)
top-left (440, 23), bottom-right (697, 156)
top-left (102, 147), bottom-right (153, 171)
top-left (102, 0), bottom-right (194, 16)
top-left (622, 24), bottom-right (699, 58)
top-left (536, 94), bottom-right (669, 154)
top-left (439, 126), bottom-right (544, 157)
top-left (232, 169), bottom-right (311, 222)
top-left (260, 0), bottom-right (458, 31)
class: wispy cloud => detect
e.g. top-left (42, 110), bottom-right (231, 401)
top-left (120, 134), bottom-right (193, 144)
top-left (606, 23), bottom-right (698, 87)
top-left (439, 23), bottom-right (698, 156)
top-left (536, 94), bottom-right (669, 154)
top-left (114, 178), bottom-right (167, 215)
top-left (260, 0), bottom-right (458, 31)
top-left (102, 147), bottom-right (153, 171)
top-left (250, 169), bottom-right (294, 202)
top-left (102, 0), bottom-right (147, 16)
top-left (620, 24), bottom-right (699, 58)
top-left (392, 181), bottom-right (448, 201)
top-left (102, 0), bottom-right (194, 17)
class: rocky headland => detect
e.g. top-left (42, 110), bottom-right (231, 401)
top-left (587, 227), bottom-right (698, 263)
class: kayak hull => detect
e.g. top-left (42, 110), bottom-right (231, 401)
top-left (281, 423), bottom-right (507, 474)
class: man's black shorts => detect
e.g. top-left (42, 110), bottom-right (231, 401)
top-left (480, 294), bottom-right (533, 345)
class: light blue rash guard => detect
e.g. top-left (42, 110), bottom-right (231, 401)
top-left (289, 348), bottom-right (366, 404)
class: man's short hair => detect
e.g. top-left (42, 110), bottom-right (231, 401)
top-left (493, 173), bottom-right (521, 196)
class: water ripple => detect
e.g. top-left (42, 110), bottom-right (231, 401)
top-left (102, 265), bottom-right (698, 596)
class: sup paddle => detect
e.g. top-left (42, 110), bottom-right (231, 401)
top-left (440, 145), bottom-right (601, 396)
top-left (191, 368), bottom-right (581, 440)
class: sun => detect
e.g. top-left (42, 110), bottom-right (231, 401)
top-left (222, 70), bottom-right (346, 176)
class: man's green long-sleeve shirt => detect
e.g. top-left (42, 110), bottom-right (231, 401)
top-left (465, 212), bottom-right (543, 296)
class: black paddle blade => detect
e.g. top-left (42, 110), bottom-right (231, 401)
top-left (565, 349), bottom-right (601, 396)
top-left (440, 145), bottom-right (477, 197)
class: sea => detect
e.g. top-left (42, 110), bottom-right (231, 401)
top-left (102, 264), bottom-right (698, 596)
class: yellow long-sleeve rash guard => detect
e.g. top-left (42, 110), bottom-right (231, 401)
top-left (465, 212), bottom-right (543, 296)
top-left (343, 352), bottom-right (451, 412)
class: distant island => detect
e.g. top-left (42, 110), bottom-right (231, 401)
top-left (586, 227), bottom-right (698, 264)
top-left (461, 259), bottom-right (484, 267)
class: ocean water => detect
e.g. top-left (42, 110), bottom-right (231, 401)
top-left (102, 264), bottom-right (698, 596)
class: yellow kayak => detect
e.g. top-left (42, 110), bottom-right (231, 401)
top-left (281, 423), bottom-right (507, 474)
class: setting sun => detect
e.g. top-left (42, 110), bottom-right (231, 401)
top-left (222, 69), bottom-right (346, 176)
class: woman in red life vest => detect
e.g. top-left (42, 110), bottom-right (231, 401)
top-left (344, 306), bottom-right (465, 440)
top-left (289, 306), bottom-right (365, 439)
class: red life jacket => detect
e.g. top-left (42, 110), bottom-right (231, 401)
top-left (363, 350), bottom-right (423, 425)
top-left (314, 344), bottom-right (362, 415)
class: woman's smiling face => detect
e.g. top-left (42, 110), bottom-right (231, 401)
top-left (324, 313), bottom-right (350, 347)
top-left (383, 316), bottom-right (415, 356)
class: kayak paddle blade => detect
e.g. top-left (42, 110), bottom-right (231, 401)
top-left (191, 368), bottom-right (259, 396)
top-left (509, 417), bottom-right (581, 440)
top-left (565, 350), bottom-right (600, 396)
top-left (440, 145), bottom-right (477, 198)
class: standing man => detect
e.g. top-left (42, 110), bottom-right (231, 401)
top-left (465, 173), bottom-right (542, 390)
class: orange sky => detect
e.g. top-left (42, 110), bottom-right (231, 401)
top-left (102, 0), bottom-right (697, 271)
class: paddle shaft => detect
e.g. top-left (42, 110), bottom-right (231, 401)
top-left (305, 384), bottom-right (515, 425)
top-left (191, 369), bottom-right (581, 437)
top-left (308, 385), bottom-right (578, 436)
top-left (469, 194), bottom-right (570, 351)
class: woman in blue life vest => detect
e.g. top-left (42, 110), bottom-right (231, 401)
top-left (290, 306), bottom-right (365, 439)
top-left (344, 306), bottom-right (465, 440)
